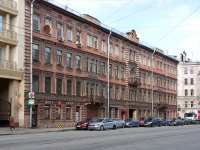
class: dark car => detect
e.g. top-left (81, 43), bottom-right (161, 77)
top-left (139, 118), bottom-right (145, 127)
top-left (181, 118), bottom-right (191, 125)
top-left (76, 117), bottom-right (100, 130)
top-left (125, 118), bottom-right (139, 127)
top-left (172, 118), bottom-right (184, 126)
top-left (162, 118), bottom-right (173, 126)
top-left (144, 117), bottom-right (162, 127)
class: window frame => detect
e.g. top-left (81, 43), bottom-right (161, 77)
top-left (45, 47), bottom-right (51, 64)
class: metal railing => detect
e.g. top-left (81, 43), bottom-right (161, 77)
top-left (0, 59), bottom-right (17, 70)
top-left (0, 28), bottom-right (17, 40)
top-left (0, 0), bottom-right (17, 10)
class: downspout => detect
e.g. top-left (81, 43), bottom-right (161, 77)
top-left (151, 48), bottom-right (156, 117)
top-left (30, 0), bottom-right (36, 128)
top-left (107, 30), bottom-right (112, 118)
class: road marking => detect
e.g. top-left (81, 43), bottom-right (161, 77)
top-left (0, 137), bottom-right (28, 141)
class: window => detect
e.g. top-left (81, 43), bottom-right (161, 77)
top-left (191, 101), bottom-right (194, 107)
top-left (191, 89), bottom-right (194, 96)
top-left (121, 89), bottom-right (124, 99)
top-left (164, 64), bottom-right (166, 72)
top-left (185, 101), bottom-right (188, 108)
top-left (190, 67), bottom-right (194, 74)
top-left (86, 58), bottom-right (89, 71)
top-left (160, 62), bottom-right (162, 70)
top-left (76, 55), bottom-right (81, 69)
top-left (115, 66), bottom-right (118, 78)
top-left (57, 50), bottom-right (62, 65)
top-left (93, 37), bottom-right (98, 49)
top-left (76, 82), bottom-right (81, 96)
top-left (32, 75), bottom-right (39, 92)
top-left (66, 107), bottom-right (71, 119)
top-left (115, 88), bottom-right (118, 100)
top-left (164, 79), bottom-right (166, 88)
top-left (184, 78), bottom-right (188, 85)
top-left (191, 78), bottom-right (194, 85)
top-left (109, 43), bottom-right (112, 54)
top-left (148, 75), bottom-right (150, 84)
top-left (101, 62), bottom-right (105, 75)
top-left (121, 48), bottom-right (124, 58)
top-left (95, 60), bottom-right (98, 73)
top-left (67, 80), bottom-right (72, 95)
top-left (90, 59), bottom-right (94, 72)
top-left (109, 64), bottom-right (112, 76)
top-left (144, 56), bottom-right (146, 65)
top-left (157, 61), bottom-right (159, 69)
top-left (96, 84), bottom-right (98, 96)
top-left (184, 68), bottom-right (188, 74)
top-left (148, 93), bottom-right (150, 102)
top-left (185, 89), bottom-right (188, 96)
top-left (67, 28), bottom-right (72, 41)
top-left (57, 79), bottom-right (62, 94)
top-left (143, 74), bottom-right (146, 84)
top-left (44, 105), bottom-right (50, 120)
top-left (115, 45), bottom-right (119, 56)
top-left (33, 14), bottom-right (39, 30)
top-left (57, 23), bottom-right (62, 37)
top-left (76, 31), bottom-right (81, 43)
top-left (87, 34), bottom-right (92, 47)
top-left (45, 77), bottom-right (51, 93)
top-left (0, 47), bottom-right (2, 59)
top-left (90, 84), bottom-right (94, 96)
top-left (148, 58), bottom-right (150, 67)
top-left (109, 87), bottom-right (112, 99)
top-left (101, 40), bottom-right (105, 52)
top-left (56, 106), bottom-right (61, 120)
top-left (101, 86), bottom-right (105, 97)
top-left (121, 67), bottom-right (124, 79)
top-left (66, 53), bottom-right (72, 68)
top-left (45, 47), bottom-right (51, 64)
top-left (45, 18), bottom-right (51, 25)
top-left (86, 83), bottom-right (89, 96)
top-left (33, 44), bottom-right (39, 61)
top-left (139, 54), bottom-right (141, 64)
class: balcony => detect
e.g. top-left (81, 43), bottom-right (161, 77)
top-left (128, 77), bottom-right (141, 85)
top-left (0, 29), bottom-right (18, 45)
top-left (84, 95), bottom-right (105, 104)
top-left (0, 59), bottom-right (23, 80)
top-left (157, 102), bottom-right (168, 108)
top-left (0, 0), bottom-right (18, 15)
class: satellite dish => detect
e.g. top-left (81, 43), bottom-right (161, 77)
top-left (44, 24), bottom-right (51, 34)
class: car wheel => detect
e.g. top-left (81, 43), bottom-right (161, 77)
top-left (90, 129), bottom-right (93, 131)
top-left (159, 123), bottom-right (162, 127)
top-left (151, 124), bottom-right (154, 127)
top-left (113, 125), bottom-right (116, 130)
top-left (100, 125), bottom-right (104, 131)
top-left (122, 124), bottom-right (125, 128)
top-left (130, 125), bottom-right (133, 128)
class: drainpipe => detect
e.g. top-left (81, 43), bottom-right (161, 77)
top-left (30, 0), bottom-right (36, 128)
top-left (107, 30), bottom-right (112, 118)
top-left (151, 48), bottom-right (156, 117)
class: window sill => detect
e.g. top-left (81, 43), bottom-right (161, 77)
top-left (115, 77), bottom-right (119, 80)
top-left (94, 48), bottom-right (98, 51)
top-left (44, 63), bottom-right (53, 66)
top-left (76, 68), bottom-right (82, 71)
top-left (44, 33), bottom-right (52, 37)
top-left (66, 67), bottom-right (73, 70)
top-left (56, 64), bottom-right (63, 68)
top-left (33, 29), bottom-right (40, 33)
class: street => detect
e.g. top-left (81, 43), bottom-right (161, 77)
top-left (0, 125), bottom-right (200, 150)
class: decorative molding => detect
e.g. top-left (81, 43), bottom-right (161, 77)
top-left (56, 73), bottom-right (64, 79)
top-left (44, 71), bottom-right (53, 77)
top-left (66, 75), bottom-right (73, 80)
top-left (33, 69), bottom-right (42, 76)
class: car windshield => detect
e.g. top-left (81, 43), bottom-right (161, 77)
top-left (80, 118), bottom-right (91, 122)
top-left (94, 119), bottom-right (104, 122)
top-left (185, 113), bottom-right (194, 117)
top-left (125, 118), bottom-right (132, 121)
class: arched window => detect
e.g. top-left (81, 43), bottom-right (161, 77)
top-left (185, 89), bottom-right (188, 96)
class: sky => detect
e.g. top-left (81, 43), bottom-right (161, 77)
top-left (51, 0), bottom-right (200, 61)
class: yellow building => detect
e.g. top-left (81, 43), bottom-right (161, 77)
top-left (0, 0), bottom-right (24, 127)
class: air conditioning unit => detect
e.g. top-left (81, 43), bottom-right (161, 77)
top-left (57, 36), bottom-right (64, 41)
top-left (76, 41), bottom-right (82, 47)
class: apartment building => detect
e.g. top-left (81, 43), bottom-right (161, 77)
top-left (177, 51), bottom-right (200, 118)
top-left (24, 0), bottom-right (178, 127)
top-left (0, 0), bottom-right (24, 127)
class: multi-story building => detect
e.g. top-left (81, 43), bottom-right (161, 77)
top-left (0, 0), bottom-right (24, 127)
top-left (24, 0), bottom-right (178, 127)
top-left (177, 51), bottom-right (200, 118)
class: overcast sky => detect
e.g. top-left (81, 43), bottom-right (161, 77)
top-left (51, 0), bottom-right (200, 61)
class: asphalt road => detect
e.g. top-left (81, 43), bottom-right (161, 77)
top-left (0, 125), bottom-right (200, 150)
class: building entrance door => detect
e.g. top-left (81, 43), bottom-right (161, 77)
top-left (32, 106), bottom-right (37, 127)
top-left (0, 99), bottom-right (11, 126)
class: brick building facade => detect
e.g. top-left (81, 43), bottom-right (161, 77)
top-left (24, 0), bottom-right (178, 127)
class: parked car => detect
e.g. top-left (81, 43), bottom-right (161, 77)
top-left (162, 118), bottom-right (173, 126)
top-left (181, 118), bottom-right (191, 125)
top-left (76, 117), bottom-right (100, 130)
top-left (88, 118), bottom-right (117, 131)
top-left (144, 117), bottom-right (162, 127)
top-left (139, 117), bottom-right (146, 127)
top-left (172, 118), bottom-right (184, 126)
top-left (125, 118), bottom-right (139, 128)
top-left (112, 118), bottom-right (125, 128)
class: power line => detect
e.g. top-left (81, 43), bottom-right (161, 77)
top-left (87, 0), bottom-right (94, 14)
top-left (153, 5), bottom-right (200, 46)
top-left (102, 0), bottom-right (134, 22)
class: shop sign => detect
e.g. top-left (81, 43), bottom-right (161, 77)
top-left (66, 102), bottom-right (73, 105)
top-left (45, 100), bottom-right (54, 104)
top-left (110, 105), bottom-right (119, 108)
top-left (25, 99), bottom-right (36, 106)
top-left (25, 92), bottom-right (36, 99)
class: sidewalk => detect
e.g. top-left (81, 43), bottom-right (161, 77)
top-left (0, 126), bottom-right (75, 136)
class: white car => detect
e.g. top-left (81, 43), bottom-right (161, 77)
top-left (88, 118), bottom-right (117, 131)
top-left (112, 118), bottom-right (125, 128)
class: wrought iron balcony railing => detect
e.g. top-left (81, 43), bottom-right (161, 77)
top-left (0, 0), bottom-right (17, 10)
top-left (0, 59), bottom-right (17, 70)
top-left (128, 77), bottom-right (141, 85)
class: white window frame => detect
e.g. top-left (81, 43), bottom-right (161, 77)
top-left (101, 40), bottom-right (105, 52)
top-left (115, 45), bottom-right (119, 56)
top-left (67, 27), bottom-right (72, 41)
top-left (57, 23), bottom-right (63, 37)
top-left (139, 54), bottom-right (142, 64)
top-left (87, 34), bottom-right (92, 47)
top-left (33, 14), bottom-right (39, 30)
top-left (93, 37), bottom-right (98, 49)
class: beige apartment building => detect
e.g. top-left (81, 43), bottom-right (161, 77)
top-left (0, 0), bottom-right (24, 127)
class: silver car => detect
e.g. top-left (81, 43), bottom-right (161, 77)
top-left (88, 118), bottom-right (117, 131)
top-left (112, 118), bottom-right (125, 128)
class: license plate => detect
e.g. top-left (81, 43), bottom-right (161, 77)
top-left (77, 126), bottom-right (81, 127)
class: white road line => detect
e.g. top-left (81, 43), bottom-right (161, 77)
top-left (0, 137), bottom-right (28, 141)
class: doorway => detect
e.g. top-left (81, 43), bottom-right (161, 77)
top-left (76, 106), bottom-right (80, 122)
top-left (32, 106), bottom-right (37, 127)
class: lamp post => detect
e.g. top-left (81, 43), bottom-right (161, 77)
top-left (151, 49), bottom-right (156, 117)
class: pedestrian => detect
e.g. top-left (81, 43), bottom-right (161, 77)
top-left (9, 116), bottom-right (15, 131)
